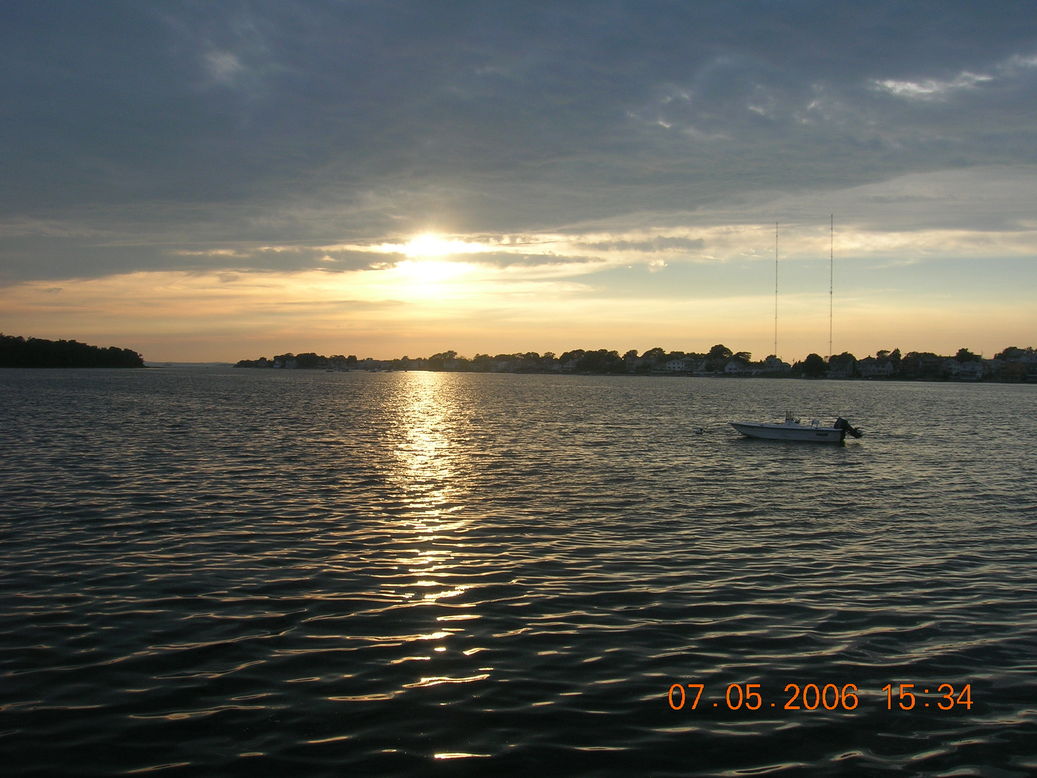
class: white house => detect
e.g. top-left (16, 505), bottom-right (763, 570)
top-left (944, 359), bottom-right (986, 380)
top-left (665, 358), bottom-right (696, 372)
top-left (858, 357), bottom-right (894, 378)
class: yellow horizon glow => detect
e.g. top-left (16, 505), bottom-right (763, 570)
top-left (3, 217), bottom-right (1034, 363)
top-left (2, 265), bottom-right (1028, 363)
top-left (389, 258), bottom-right (476, 297)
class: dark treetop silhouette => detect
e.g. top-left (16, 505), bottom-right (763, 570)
top-left (0, 334), bottom-right (143, 368)
top-left (235, 345), bottom-right (1037, 382)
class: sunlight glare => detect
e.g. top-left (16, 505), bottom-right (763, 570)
top-left (403, 233), bottom-right (488, 258)
top-left (393, 258), bottom-right (472, 286)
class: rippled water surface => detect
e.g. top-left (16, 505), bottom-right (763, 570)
top-left (2, 368), bottom-right (1036, 776)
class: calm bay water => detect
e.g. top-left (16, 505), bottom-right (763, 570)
top-left (1, 367), bottom-right (1036, 776)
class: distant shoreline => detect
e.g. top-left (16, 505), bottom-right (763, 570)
top-left (228, 365), bottom-right (1036, 384)
top-left (233, 345), bottom-right (1037, 383)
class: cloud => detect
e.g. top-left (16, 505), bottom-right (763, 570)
top-left (582, 236), bottom-right (706, 253)
top-left (869, 47), bottom-right (1037, 101)
top-left (173, 249), bottom-right (251, 258)
top-left (203, 50), bottom-right (246, 86)
top-left (872, 71), bottom-right (993, 100)
top-left (3, 2), bottom-right (1034, 235)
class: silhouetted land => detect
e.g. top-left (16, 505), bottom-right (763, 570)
top-left (236, 344), bottom-right (1037, 382)
top-left (0, 334), bottom-right (144, 368)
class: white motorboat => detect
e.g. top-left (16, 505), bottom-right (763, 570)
top-left (730, 412), bottom-right (862, 443)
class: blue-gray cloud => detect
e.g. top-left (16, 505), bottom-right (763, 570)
top-left (2, 0), bottom-right (1036, 282)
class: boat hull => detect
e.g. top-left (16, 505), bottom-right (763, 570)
top-left (730, 422), bottom-right (845, 443)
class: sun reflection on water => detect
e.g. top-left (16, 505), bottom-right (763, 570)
top-left (389, 370), bottom-right (460, 518)
top-left (382, 371), bottom-right (490, 698)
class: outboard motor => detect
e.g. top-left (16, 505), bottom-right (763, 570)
top-left (834, 417), bottom-right (863, 439)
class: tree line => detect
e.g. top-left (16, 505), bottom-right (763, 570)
top-left (236, 344), bottom-right (1036, 381)
top-left (0, 334), bottom-right (144, 368)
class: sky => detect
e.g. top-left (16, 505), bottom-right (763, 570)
top-left (2, 0), bottom-right (1035, 363)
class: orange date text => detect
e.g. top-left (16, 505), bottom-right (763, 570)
top-left (667, 682), bottom-right (973, 712)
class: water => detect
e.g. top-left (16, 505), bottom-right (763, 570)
top-left (1, 368), bottom-right (1035, 776)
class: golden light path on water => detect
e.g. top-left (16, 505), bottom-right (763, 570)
top-left (384, 371), bottom-right (491, 753)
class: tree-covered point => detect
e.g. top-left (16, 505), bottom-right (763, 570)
top-left (0, 334), bottom-right (144, 368)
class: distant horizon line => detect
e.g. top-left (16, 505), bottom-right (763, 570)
top-left (8, 332), bottom-right (1032, 368)
top-left (230, 343), bottom-right (1033, 365)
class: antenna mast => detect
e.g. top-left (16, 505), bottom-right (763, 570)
top-left (829, 214), bottom-right (834, 359)
top-left (774, 222), bottom-right (779, 358)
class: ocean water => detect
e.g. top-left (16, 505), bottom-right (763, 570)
top-left (1, 367), bottom-right (1036, 777)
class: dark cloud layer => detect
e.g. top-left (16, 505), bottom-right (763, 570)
top-left (2, 0), bottom-right (1036, 281)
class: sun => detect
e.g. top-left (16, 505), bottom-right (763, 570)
top-left (382, 232), bottom-right (488, 296)
top-left (353, 232), bottom-right (495, 300)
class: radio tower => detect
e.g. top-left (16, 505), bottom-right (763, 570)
top-left (828, 214), bottom-right (834, 359)
top-left (774, 222), bottom-right (779, 358)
